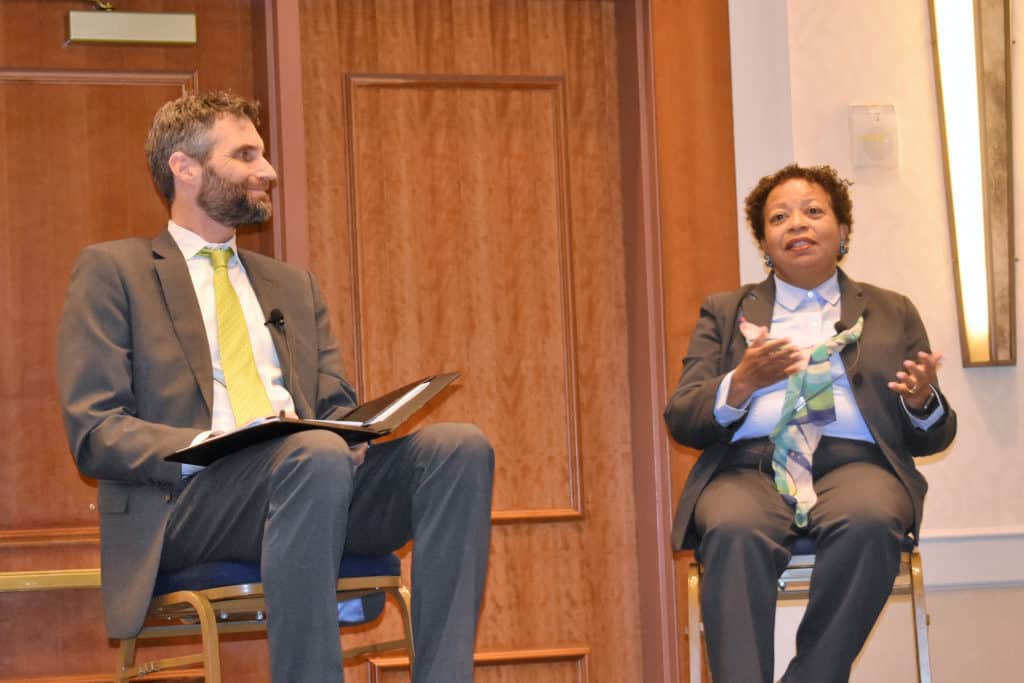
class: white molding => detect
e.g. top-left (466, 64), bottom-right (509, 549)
top-left (919, 527), bottom-right (1024, 590)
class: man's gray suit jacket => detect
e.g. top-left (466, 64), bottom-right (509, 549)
top-left (665, 270), bottom-right (957, 551)
top-left (57, 229), bottom-right (358, 638)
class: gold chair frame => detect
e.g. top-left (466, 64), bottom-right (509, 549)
top-left (115, 573), bottom-right (414, 682)
top-left (686, 548), bottom-right (931, 683)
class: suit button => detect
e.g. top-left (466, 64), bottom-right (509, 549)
top-left (852, 373), bottom-right (863, 386)
top-left (165, 493), bottom-right (173, 503)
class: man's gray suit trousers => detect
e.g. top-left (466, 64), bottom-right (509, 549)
top-left (161, 422), bottom-right (495, 683)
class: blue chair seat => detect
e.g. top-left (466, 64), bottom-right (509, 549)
top-left (154, 553), bottom-right (401, 595)
top-left (152, 553), bottom-right (402, 627)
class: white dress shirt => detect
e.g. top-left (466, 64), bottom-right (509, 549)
top-left (714, 272), bottom-right (943, 441)
top-left (168, 221), bottom-right (296, 472)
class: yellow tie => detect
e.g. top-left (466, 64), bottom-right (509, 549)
top-left (199, 247), bottom-right (274, 426)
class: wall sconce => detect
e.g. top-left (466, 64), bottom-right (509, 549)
top-left (930, 0), bottom-right (1015, 366)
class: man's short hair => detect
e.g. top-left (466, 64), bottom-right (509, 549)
top-left (145, 90), bottom-right (261, 203)
top-left (744, 163), bottom-right (854, 243)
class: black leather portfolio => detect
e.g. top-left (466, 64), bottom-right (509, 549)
top-left (165, 372), bottom-right (460, 466)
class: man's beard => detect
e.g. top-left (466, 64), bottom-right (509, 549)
top-left (196, 165), bottom-right (273, 227)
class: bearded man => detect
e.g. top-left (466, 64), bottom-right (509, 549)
top-left (56, 90), bottom-right (494, 683)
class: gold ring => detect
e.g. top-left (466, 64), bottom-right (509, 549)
top-left (906, 384), bottom-right (918, 395)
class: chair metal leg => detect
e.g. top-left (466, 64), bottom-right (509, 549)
top-left (687, 561), bottom-right (704, 683)
top-left (340, 586), bottom-right (416, 664)
top-left (115, 638), bottom-right (136, 683)
top-left (189, 591), bottom-right (224, 683)
top-left (115, 591), bottom-right (222, 683)
top-left (116, 578), bottom-right (409, 681)
top-left (909, 551), bottom-right (932, 683)
top-left (397, 585), bottom-right (415, 671)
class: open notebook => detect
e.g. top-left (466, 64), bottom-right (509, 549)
top-left (166, 372), bottom-right (460, 467)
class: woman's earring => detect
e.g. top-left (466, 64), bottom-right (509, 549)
top-left (839, 240), bottom-right (849, 256)
top-left (763, 254), bottom-right (774, 268)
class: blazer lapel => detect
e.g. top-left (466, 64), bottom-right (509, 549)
top-left (739, 276), bottom-right (775, 328)
top-left (723, 276), bottom-right (775, 367)
top-left (837, 268), bottom-right (867, 366)
top-left (239, 251), bottom-right (309, 415)
top-left (151, 230), bottom-right (213, 414)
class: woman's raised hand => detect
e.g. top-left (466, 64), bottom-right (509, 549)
top-left (727, 325), bottom-right (804, 407)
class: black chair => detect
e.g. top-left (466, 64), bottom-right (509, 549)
top-left (686, 535), bottom-right (930, 682)
top-left (115, 553), bottom-right (413, 682)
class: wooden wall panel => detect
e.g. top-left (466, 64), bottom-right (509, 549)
top-left (0, 1), bottom-right (265, 679)
top-left (0, 76), bottom-right (190, 533)
top-left (300, 1), bottom-right (641, 682)
top-left (346, 76), bottom-right (580, 518)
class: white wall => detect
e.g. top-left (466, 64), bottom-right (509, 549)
top-left (728, 0), bottom-right (1024, 679)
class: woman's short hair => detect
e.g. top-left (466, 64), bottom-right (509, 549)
top-left (744, 163), bottom-right (853, 242)
top-left (145, 90), bottom-right (261, 203)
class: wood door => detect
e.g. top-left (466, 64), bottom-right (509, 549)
top-left (1, 1), bottom-right (653, 681)
top-left (298, 2), bottom-right (643, 681)
top-left (0, 1), bottom-right (270, 680)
